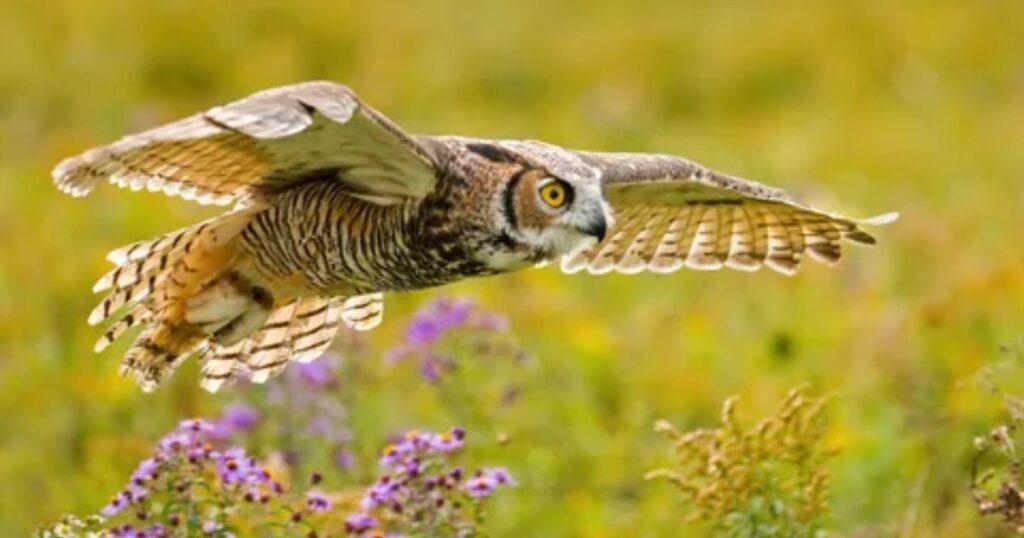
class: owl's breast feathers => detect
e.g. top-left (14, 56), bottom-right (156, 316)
top-left (236, 173), bottom-right (509, 297)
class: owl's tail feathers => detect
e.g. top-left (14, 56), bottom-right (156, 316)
top-left (89, 208), bottom-right (263, 391)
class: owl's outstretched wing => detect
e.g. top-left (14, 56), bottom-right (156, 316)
top-left (53, 81), bottom-right (439, 205)
top-left (562, 152), bottom-right (897, 275)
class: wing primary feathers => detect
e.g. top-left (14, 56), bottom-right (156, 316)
top-left (53, 81), bottom-right (439, 205)
top-left (564, 150), bottom-right (895, 276)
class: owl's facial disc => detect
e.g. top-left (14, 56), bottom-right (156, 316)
top-left (503, 169), bottom-right (611, 256)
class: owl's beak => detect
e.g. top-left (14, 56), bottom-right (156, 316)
top-left (580, 215), bottom-right (608, 243)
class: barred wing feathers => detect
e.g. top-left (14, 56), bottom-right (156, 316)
top-left (563, 152), bottom-right (897, 276)
top-left (52, 81), bottom-right (439, 205)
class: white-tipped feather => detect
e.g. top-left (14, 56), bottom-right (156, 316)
top-left (162, 181), bottom-right (181, 196)
top-left (87, 305), bottom-right (106, 326)
top-left (199, 376), bottom-right (227, 393)
top-left (862, 212), bottom-right (900, 225)
top-left (342, 293), bottom-right (385, 331)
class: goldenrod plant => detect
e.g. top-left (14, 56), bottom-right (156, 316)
top-left (647, 386), bottom-right (833, 536)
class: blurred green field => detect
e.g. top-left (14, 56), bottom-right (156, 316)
top-left (2, 0), bottom-right (1024, 535)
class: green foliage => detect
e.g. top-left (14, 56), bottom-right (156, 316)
top-left (2, 0), bottom-right (1024, 535)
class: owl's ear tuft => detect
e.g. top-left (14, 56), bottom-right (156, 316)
top-left (466, 143), bottom-right (521, 164)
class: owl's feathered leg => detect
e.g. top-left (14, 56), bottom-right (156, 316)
top-left (89, 207), bottom-right (262, 391)
top-left (184, 273), bottom-right (272, 345)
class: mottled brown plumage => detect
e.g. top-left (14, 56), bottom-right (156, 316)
top-left (53, 81), bottom-right (896, 392)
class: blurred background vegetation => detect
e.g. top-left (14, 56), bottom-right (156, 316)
top-left (2, 0), bottom-right (1023, 535)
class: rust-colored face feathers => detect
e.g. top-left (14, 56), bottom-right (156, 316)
top-left (509, 170), bottom-right (570, 232)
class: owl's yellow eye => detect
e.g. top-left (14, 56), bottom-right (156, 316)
top-left (538, 181), bottom-right (571, 209)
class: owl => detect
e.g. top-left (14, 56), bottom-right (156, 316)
top-left (53, 81), bottom-right (896, 392)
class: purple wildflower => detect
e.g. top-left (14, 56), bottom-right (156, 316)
top-left (486, 467), bottom-right (514, 485)
top-left (131, 457), bottom-right (161, 484)
top-left (294, 356), bottom-right (338, 389)
top-left (344, 512), bottom-right (379, 534)
top-left (214, 402), bottom-right (261, 438)
top-left (126, 481), bottom-right (150, 503)
top-left (362, 477), bottom-right (402, 510)
top-left (101, 493), bottom-right (130, 517)
top-left (406, 319), bottom-right (440, 345)
top-left (349, 428), bottom-right (513, 535)
top-left (378, 445), bottom-right (408, 469)
top-left (156, 432), bottom-right (192, 455)
top-left (214, 447), bottom-right (271, 487)
top-left (306, 491), bottom-right (332, 513)
top-left (180, 419), bottom-right (216, 436)
top-left (431, 427), bottom-right (465, 452)
top-left (111, 524), bottom-right (136, 538)
top-left (385, 297), bottom-right (516, 382)
top-left (66, 418), bottom-right (319, 536)
top-left (110, 522), bottom-right (169, 538)
top-left (185, 445), bottom-right (208, 464)
top-left (405, 298), bottom-right (474, 345)
top-left (465, 476), bottom-right (495, 498)
top-left (152, 419), bottom-right (217, 461)
top-left (378, 428), bottom-right (465, 470)
top-left (465, 467), bottom-right (516, 498)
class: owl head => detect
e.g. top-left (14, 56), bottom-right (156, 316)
top-left (465, 140), bottom-right (612, 262)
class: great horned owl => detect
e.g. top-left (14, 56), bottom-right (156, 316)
top-left (53, 81), bottom-right (896, 392)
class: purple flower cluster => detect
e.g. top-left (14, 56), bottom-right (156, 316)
top-left (345, 427), bottom-right (514, 537)
top-left (45, 420), bottom-right (516, 538)
top-left (344, 512), bottom-right (379, 534)
top-left (405, 298), bottom-right (508, 346)
top-left (406, 299), bottom-right (471, 345)
top-left (215, 447), bottom-right (274, 488)
top-left (89, 418), bottom-right (297, 536)
top-left (377, 428), bottom-right (466, 469)
top-left (385, 297), bottom-right (512, 382)
top-left (100, 419), bottom-right (281, 522)
top-left (306, 490), bottom-right (332, 513)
